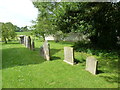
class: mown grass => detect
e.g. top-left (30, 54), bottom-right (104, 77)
top-left (1, 40), bottom-right (118, 88)
top-left (16, 31), bottom-right (32, 36)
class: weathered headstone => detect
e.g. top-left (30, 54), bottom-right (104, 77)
top-left (25, 36), bottom-right (31, 49)
top-left (28, 36), bottom-right (31, 49)
top-left (40, 46), bottom-right (44, 57)
top-left (31, 40), bottom-right (35, 51)
top-left (19, 35), bottom-right (24, 44)
top-left (25, 36), bottom-right (28, 47)
top-left (40, 40), bottom-right (50, 61)
top-left (24, 35), bottom-right (26, 46)
top-left (64, 47), bottom-right (74, 65)
top-left (86, 56), bottom-right (98, 75)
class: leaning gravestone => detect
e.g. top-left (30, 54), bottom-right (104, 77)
top-left (19, 35), bottom-right (24, 44)
top-left (31, 40), bottom-right (35, 51)
top-left (86, 56), bottom-right (98, 75)
top-left (64, 47), bottom-right (74, 65)
top-left (40, 40), bottom-right (50, 61)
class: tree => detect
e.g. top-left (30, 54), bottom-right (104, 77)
top-left (32, 2), bottom-right (120, 48)
top-left (52, 2), bottom-right (120, 48)
top-left (14, 25), bottom-right (21, 32)
top-left (1, 22), bottom-right (17, 43)
top-left (21, 26), bottom-right (29, 32)
top-left (32, 2), bottom-right (62, 41)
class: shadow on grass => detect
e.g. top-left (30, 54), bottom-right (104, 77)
top-left (50, 56), bottom-right (61, 61)
top-left (74, 41), bottom-right (119, 84)
top-left (24, 47), bottom-right (61, 61)
top-left (58, 41), bottom-right (75, 45)
top-left (96, 70), bottom-right (105, 74)
top-left (2, 47), bottom-right (45, 69)
top-left (2, 41), bottom-right (20, 45)
top-left (50, 49), bottom-right (61, 61)
top-left (50, 49), bottom-right (61, 55)
top-left (99, 75), bottom-right (119, 83)
top-left (74, 59), bottom-right (81, 64)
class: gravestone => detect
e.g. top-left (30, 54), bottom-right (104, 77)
top-left (40, 46), bottom-right (44, 57)
top-left (25, 36), bottom-right (28, 48)
top-left (86, 56), bottom-right (98, 75)
top-left (24, 36), bottom-right (26, 46)
top-left (64, 47), bottom-right (74, 65)
top-left (28, 36), bottom-right (31, 49)
top-left (31, 40), bottom-right (35, 51)
top-left (19, 35), bottom-right (24, 44)
top-left (40, 40), bottom-right (50, 61)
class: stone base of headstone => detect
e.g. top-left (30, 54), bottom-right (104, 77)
top-left (63, 60), bottom-right (74, 65)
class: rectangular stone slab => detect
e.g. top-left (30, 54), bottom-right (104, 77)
top-left (43, 41), bottom-right (50, 60)
top-left (86, 56), bottom-right (98, 75)
top-left (25, 36), bottom-right (28, 48)
top-left (19, 35), bottom-right (24, 44)
top-left (31, 41), bottom-right (35, 51)
top-left (24, 36), bottom-right (26, 46)
top-left (40, 41), bottom-right (50, 61)
top-left (64, 47), bottom-right (74, 65)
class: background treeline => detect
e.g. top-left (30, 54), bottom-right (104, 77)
top-left (0, 22), bottom-right (29, 43)
top-left (32, 2), bottom-right (120, 49)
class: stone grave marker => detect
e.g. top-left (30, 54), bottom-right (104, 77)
top-left (25, 36), bottom-right (28, 48)
top-left (40, 46), bottom-right (44, 57)
top-left (64, 47), bottom-right (74, 65)
top-left (86, 56), bottom-right (98, 75)
top-left (25, 36), bottom-right (31, 49)
top-left (28, 36), bottom-right (31, 49)
top-left (19, 35), bottom-right (24, 44)
top-left (40, 40), bottom-right (50, 61)
top-left (31, 40), bottom-right (35, 51)
top-left (24, 35), bottom-right (26, 46)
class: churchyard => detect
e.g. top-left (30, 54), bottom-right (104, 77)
top-left (1, 32), bottom-right (119, 88)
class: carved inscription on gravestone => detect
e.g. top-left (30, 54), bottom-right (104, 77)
top-left (64, 47), bottom-right (74, 65)
top-left (86, 56), bottom-right (98, 75)
top-left (40, 41), bottom-right (50, 61)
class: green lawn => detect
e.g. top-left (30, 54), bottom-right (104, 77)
top-left (1, 40), bottom-right (118, 88)
top-left (16, 31), bottom-right (32, 36)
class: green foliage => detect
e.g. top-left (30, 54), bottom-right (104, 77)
top-left (74, 41), bottom-right (119, 74)
top-left (21, 26), bottom-right (29, 32)
top-left (32, 2), bottom-right (120, 48)
top-left (14, 25), bottom-right (21, 32)
top-left (31, 2), bottom-right (55, 40)
top-left (1, 22), bottom-right (17, 43)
